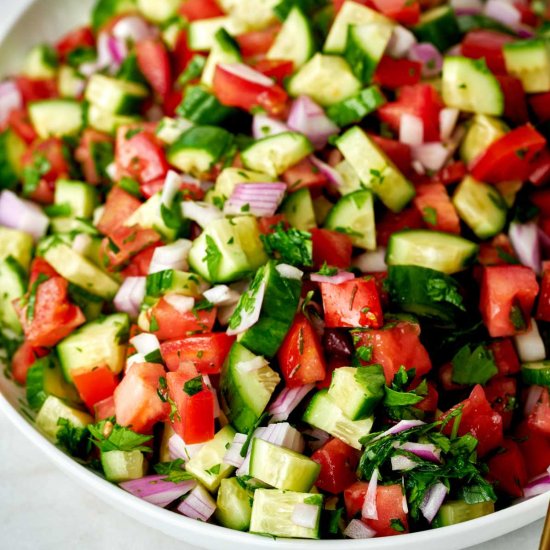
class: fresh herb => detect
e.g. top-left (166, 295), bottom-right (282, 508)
top-left (303, 494), bottom-right (323, 506)
top-left (160, 198), bottom-right (184, 230)
top-left (178, 55), bottom-right (207, 86)
top-left (56, 418), bottom-right (91, 458)
top-left (334, 226), bottom-right (364, 238)
top-left (149, 313), bottom-right (159, 332)
top-left (88, 418), bottom-right (153, 453)
top-left (260, 223), bottom-right (313, 267)
top-left (26, 273), bottom-right (50, 321)
top-left (325, 507), bottom-right (344, 535)
top-left (205, 464), bottom-right (221, 476)
top-left (203, 235), bottom-right (222, 278)
top-left (118, 177), bottom-right (141, 197)
top-left (451, 344), bottom-right (498, 385)
top-left (425, 275), bottom-right (466, 312)
top-left (240, 412), bottom-right (269, 458)
top-left (390, 518), bottom-right (406, 532)
top-left (509, 304), bottom-right (526, 331)
top-left (22, 154), bottom-right (51, 195)
top-left (183, 375), bottom-right (203, 396)
top-left (316, 262), bottom-right (338, 277)
top-left (44, 203), bottom-right (72, 217)
top-left (228, 266), bottom-right (266, 330)
top-left (383, 366), bottom-right (427, 420)
top-left (356, 345), bottom-right (373, 362)
top-left (125, 127), bottom-right (142, 140)
top-left (355, 364), bottom-right (385, 396)
top-left (67, 46), bottom-right (96, 68)
top-left (422, 207), bottom-right (438, 226)
top-left (154, 459), bottom-right (194, 483)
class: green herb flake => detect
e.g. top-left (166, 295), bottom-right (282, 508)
top-left (183, 375), bottom-right (203, 397)
top-left (451, 343), bottom-right (498, 385)
top-left (154, 459), bottom-right (195, 483)
top-left (422, 206), bottom-right (438, 226)
top-left (88, 418), bottom-right (153, 453)
top-left (203, 235), bottom-right (222, 278)
top-left (260, 223), bottom-right (313, 267)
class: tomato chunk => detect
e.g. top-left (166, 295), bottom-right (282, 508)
top-left (178, 0), bottom-right (224, 21)
top-left (488, 338), bottom-right (520, 376)
top-left (461, 30), bottom-right (513, 75)
top-left (73, 366), bottom-right (119, 411)
top-left (527, 387), bottom-right (550, 437)
top-left (374, 57), bottom-right (422, 90)
top-left (135, 39), bottom-right (172, 98)
top-left (515, 421), bottom-right (550, 478)
top-left (413, 182), bottom-right (460, 234)
top-left (11, 342), bottom-right (38, 385)
top-left (311, 229), bottom-right (353, 270)
top-left (487, 439), bottom-right (527, 498)
top-left (485, 376), bottom-right (516, 430)
top-left (312, 438), bottom-right (360, 494)
top-left (536, 261), bottom-right (550, 322)
top-left (96, 186), bottom-right (142, 237)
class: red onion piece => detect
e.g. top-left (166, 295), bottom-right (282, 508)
top-left (516, 24), bottom-right (535, 39)
top-left (484, 0), bottom-right (521, 29)
top-left (310, 156), bottom-right (344, 189)
top-left (523, 473), bottom-right (550, 498)
top-left (386, 26), bottom-right (417, 59)
top-left (112, 15), bottom-right (157, 43)
top-left (292, 503), bottom-right (320, 529)
top-left (399, 442), bottom-right (441, 463)
top-left (344, 519), bottom-right (377, 539)
top-left (224, 182), bottom-right (287, 217)
top-left (399, 114), bottom-right (424, 146)
top-left (420, 482), bottom-right (448, 523)
top-left (362, 468), bottom-right (379, 520)
top-left (440, 108), bottom-right (460, 142)
top-left (177, 485), bottom-right (216, 521)
top-left (353, 248), bottom-right (387, 273)
top-left (0, 190), bottom-right (49, 240)
top-left (120, 475), bottom-right (196, 508)
top-left (409, 43), bottom-right (443, 78)
top-left (181, 201), bottom-right (223, 229)
top-left (223, 433), bottom-right (247, 468)
top-left (287, 96), bottom-right (339, 150)
top-left (114, 277), bottom-right (146, 319)
top-left (269, 384), bottom-right (315, 422)
top-left (130, 333), bottom-right (160, 356)
top-left (524, 385), bottom-right (544, 416)
top-left (310, 271), bottom-right (355, 284)
top-left (391, 455), bottom-right (418, 471)
top-left (226, 278), bottom-right (267, 336)
top-left (149, 239), bottom-right (192, 274)
top-left (252, 114), bottom-right (289, 140)
top-left (374, 419), bottom-right (426, 441)
top-left (219, 63), bottom-right (275, 87)
top-left (412, 142), bottom-right (450, 172)
top-left (164, 294), bottom-right (195, 315)
top-left (0, 80), bottom-right (22, 123)
top-left (509, 222), bottom-right (541, 275)
top-left (168, 433), bottom-right (205, 462)
top-left (514, 319), bottom-right (546, 363)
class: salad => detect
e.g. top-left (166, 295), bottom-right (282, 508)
top-left (1, 0), bottom-right (550, 541)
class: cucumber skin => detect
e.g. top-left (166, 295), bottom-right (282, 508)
top-left (327, 86), bottom-right (386, 127)
top-left (522, 362), bottom-right (550, 386)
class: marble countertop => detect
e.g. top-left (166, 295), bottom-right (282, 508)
top-left (0, 2), bottom-right (544, 549)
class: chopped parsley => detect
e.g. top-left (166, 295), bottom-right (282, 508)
top-left (56, 418), bottom-right (91, 459)
top-left (183, 375), bottom-right (203, 397)
top-left (22, 154), bottom-right (51, 195)
top-left (88, 418), bottom-right (153, 453)
top-left (154, 459), bottom-right (194, 483)
top-left (260, 223), bottom-right (313, 267)
top-left (451, 343), bottom-right (498, 385)
top-left (316, 262), bottom-right (338, 277)
top-left (390, 518), bottom-right (406, 532)
top-left (203, 235), bottom-right (222, 278)
top-left (422, 206), bottom-right (438, 226)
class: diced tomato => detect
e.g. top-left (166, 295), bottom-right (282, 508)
top-left (74, 128), bottom-right (113, 185)
top-left (415, 381), bottom-right (439, 413)
top-left (514, 2), bottom-right (538, 26)
top-left (213, 64), bottom-right (288, 117)
top-left (516, 421), bottom-right (550, 478)
top-left (368, 135), bottom-right (413, 176)
top-left (438, 362), bottom-right (465, 392)
top-left (120, 243), bottom-right (161, 278)
top-left (114, 362), bottom-right (169, 433)
top-left (282, 158), bottom-right (328, 191)
top-left (489, 338), bottom-right (521, 376)
top-left (115, 125), bottom-right (169, 186)
top-left (320, 278), bottom-right (384, 329)
top-left (94, 395), bottom-right (116, 421)
top-left (477, 234), bottom-right (518, 267)
top-left (487, 439), bottom-right (527, 498)
top-left (371, 0), bottom-right (420, 24)
top-left (532, 189), bottom-right (550, 218)
top-left (537, 262), bottom-right (550, 322)
top-left (236, 26), bottom-right (280, 58)
top-left (278, 313), bottom-right (326, 387)
top-left (311, 228), bottom-right (353, 270)
top-left (413, 182), bottom-right (460, 234)
top-left (148, 298), bottom-right (217, 341)
top-left (376, 207), bottom-right (424, 247)
top-left (254, 59), bottom-right (294, 83)
top-left (16, 277), bottom-right (85, 348)
top-left (441, 385), bottom-right (503, 457)
top-left (97, 186), bottom-right (142, 237)
top-left (258, 214), bottom-right (287, 235)
top-left (160, 333), bottom-right (235, 374)
top-left (479, 265), bottom-right (539, 338)
top-left (378, 83), bottom-right (442, 142)
top-left (344, 482), bottom-right (409, 536)
top-left (136, 39), bottom-right (172, 98)
top-left (7, 109), bottom-right (37, 143)
top-left (529, 148), bottom-right (550, 187)
top-left (178, 0), bottom-right (225, 21)
top-left (317, 355), bottom-right (348, 390)
top-left (527, 387), bottom-right (550, 436)
top-left (312, 438), bottom-right (360, 494)
top-left (11, 342), bottom-right (37, 385)
top-left (167, 370), bottom-right (215, 444)
top-left (496, 75), bottom-right (528, 125)
top-left (373, 56), bottom-right (422, 90)
top-left (485, 376), bottom-right (517, 430)
top-left (461, 30), bottom-right (513, 75)
top-left (471, 124), bottom-right (546, 183)
top-left (55, 26), bottom-right (95, 60)
top-left (530, 92), bottom-right (550, 124)
top-left (433, 160), bottom-right (467, 186)
top-left (355, 321), bottom-right (432, 384)
top-left (173, 29), bottom-right (195, 76)
top-left (72, 366), bottom-right (119, 411)
top-left (15, 77), bottom-right (57, 103)
top-left (29, 257), bottom-right (58, 285)
top-left (163, 88), bottom-right (183, 118)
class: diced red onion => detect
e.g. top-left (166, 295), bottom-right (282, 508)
top-left (524, 385), bottom-right (544, 416)
top-left (223, 433), bottom-right (247, 468)
top-left (181, 201), bottom-right (223, 229)
top-left (287, 96), bottom-right (339, 150)
top-left (226, 278), bottom-right (267, 336)
top-left (420, 482), bottom-right (448, 523)
top-left (276, 264), bottom-right (304, 280)
top-left (310, 271), bottom-right (355, 284)
top-left (120, 474), bottom-right (196, 508)
top-left (161, 170), bottom-right (183, 208)
top-left (224, 183), bottom-right (287, 217)
top-left (302, 427), bottom-right (331, 452)
top-left (509, 222), bottom-right (541, 275)
top-left (203, 285), bottom-right (241, 306)
top-left (148, 239), bottom-right (192, 274)
top-left (484, 0), bottom-right (521, 29)
top-left (114, 277), bottom-right (146, 319)
top-left (516, 24), bottom-right (535, 39)
top-left (391, 455), bottom-right (418, 471)
top-left (168, 433), bottom-right (205, 462)
top-left (0, 80), bottom-right (22, 123)
top-left (412, 142), bottom-right (451, 172)
top-left (130, 333), bottom-right (160, 356)
top-left (386, 26), bottom-right (417, 59)
top-left (0, 190), bottom-right (49, 241)
top-left (523, 473), bottom-right (550, 499)
top-left (399, 442), bottom-right (441, 463)
top-left (252, 114), bottom-right (289, 140)
top-left (353, 248), bottom-right (387, 273)
top-left (439, 108), bottom-right (460, 142)
top-left (164, 294), bottom-right (195, 315)
top-left (177, 485), bottom-right (216, 522)
top-left (514, 319), bottom-right (546, 363)
top-left (344, 519), bottom-right (376, 539)
top-left (269, 384), bottom-right (315, 422)
top-left (112, 15), bottom-right (156, 43)
top-left (373, 420), bottom-right (426, 441)
top-left (219, 63), bottom-right (275, 87)
top-left (107, 34), bottom-right (128, 65)
top-left (399, 114), bottom-right (424, 146)
top-left (72, 233), bottom-right (93, 256)
top-left (236, 356), bottom-right (268, 373)
top-left (310, 156), bottom-right (344, 189)
top-left (292, 503), bottom-right (320, 529)
top-left (362, 468), bottom-right (379, 520)
top-left (451, 0), bottom-right (483, 12)
top-left (409, 43), bottom-right (443, 78)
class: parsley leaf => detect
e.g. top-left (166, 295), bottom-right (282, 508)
top-left (154, 459), bottom-right (194, 483)
top-left (260, 223), bottom-right (313, 267)
top-left (316, 262), bottom-right (338, 277)
top-left (425, 276), bottom-right (466, 311)
top-left (56, 418), bottom-right (91, 458)
top-left (203, 235), bottom-right (222, 278)
top-left (390, 518), bottom-right (406, 532)
top-left (356, 345), bottom-right (373, 362)
top-left (384, 386), bottom-right (425, 407)
top-left (451, 344), bottom-right (498, 385)
top-left (422, 207), bottom-right (438, 226)
top-left (228, 266), bottom-right (266, 331)
top-left (509, 304), bottom-right (527, 331)
top-left (177, 55), bottom-right (206, 87)
top-left (354, 364), bottom-right (385, 396)
top-left (183, 375), bottom-right (203, 396)
top-left (22, 154), bottom-right (51, 195)
top-left (88, 418), bottom-right (153, 453)
top-left (205, 464), bottom-right (221, 476)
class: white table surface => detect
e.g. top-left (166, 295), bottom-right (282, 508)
top-left (0, 1), bottom-right (544, 549)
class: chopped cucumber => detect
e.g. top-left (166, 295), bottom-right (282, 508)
top-left (123, 192), bottom-right (177, 241)
top-left (386, 230), bottom-right (478, 274)
top-left (281, 188), bottom-right (316, 231)
top-left (324, 189), bottom-right (376, 250)
top-left (156, 117), bottom-right (194, 146)
top-left (503, 39), bottom-right (550, 93)
top-left (86, 74), bottom-right (148, 115)
top-left (201, 29), bottom-right (242, 89)
top-left (215, 478), bottom-right (253, 531)
top-left (188, 17), bottom-right (247, 51)
top-left (92, 0), bottom-right (137, 31)
top-left (185, 425), bottom-right (236, 492)
top-left (434, 500), bottom-right (494, 527)
top-left (0, 256), bottom-right (26, 333)
top-left (413, 6), bottom-right (461, 52)
top-left (460, 115), bottom-right (509, 165)
top-left (54, 179), bottom-right (98, 219)
top-left (522, 361), bottom-right (550, 386)
top-left (146, 269), bottom-right (205, 299)
top-left (213, 167), bottom-right (275, 204)
top-left (442, 57), bottom-right (504, 116)
top-left (35, 395), bottom-right (93, 442)
top-left (87, 104), bottom-right (142, 134)
top-left (136, 0), bottom-right (180, 22)
top-left (452, 176), bottom-right (507, 239)
top-left (0, 227), bottom-right (34, 270)
top-left (0, 129), bottom-right (26, 190)
top-left (102, 450), bottom-right (146, 482)
top-left (326, 86), bottom-right (386, 127)
top-left (23, 44), bottom-right (58, 79)
top-left (29, 100), bottom-right (84, 139)
top-left (336, 126), bottom-right (415, 212)
top-left (58, 65), bottom-right (86, 99)
top-left (302, 389), bottom-right (374, 450)
top-left (176, 85), bottom-right (237, 126)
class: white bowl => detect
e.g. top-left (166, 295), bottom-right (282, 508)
top-left (0, 1), bottom-right (548, 548)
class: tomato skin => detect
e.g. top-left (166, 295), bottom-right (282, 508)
top-left (278, 313), bottom-right (327, 387)
top-left (136, 39), bottom-right (172, 98)
top-left (376, 207), bottom-right (424, 247)
top-left (442, 385), bottom-right (503, 457)
top-left (477, 234), bottom-right (517, 267)
top-left (485, 376), bottom-right (517, 430)
top-left (495, 75), bottom-right (529, 125)
top-left (487, 439), bottom-right (527, 498)
top-left (167, 370), bottom-right (215, 444)
top-left (530, 92), bottom-right (550, 124)
top-left (253, 59), bottom-right (294, 83)
top-left (94, 395), bottom-right (116, 421)
top-left (7, 109), bottom-right (37, 143)
top-left (312, 438), bottom-right (360, 494)
top-left (282, 158), bottom-right (328, 191)
top-left (374, 56), bottom-right (422, 89)
top-left (72, 366), bottom-right (119, 411)
top-left (316, 355), bottom-right (348, 390)
top-left (536, 262), bottom-right (550, 322)
top-left (29, 257), bottom-right (58, 285)
top-left (479, 265), bottom-right (539, 338)
top-left (320, 279), bottom-right (384, 329)
top-left (355, 321), bottom-right (432, 385)
top-left (529, 149), bottom-right (550, 187)
top-left (488, 338), bottom-right (521, 376)
top-left (160, 333), bottom-right (236, 374)
top-left (515, 421), bottom-right (550, 478)
top-left (527, 387), bottom-right (550, 437)
top-left (11, 342), bottom-right (37, 385)
top-left (114, 362), bottom-right (169, 433)
top-left (371, 0), bottom-right (420, 24)
top-left (55, 26), bottom-right (95, 60)
top-left (15, 77), bottom-right (57, 103)
top-left (415, 381), bottom-right (439, 413)
top-left (413, 182), bottom-right (460, 234)
top-left (311, 229), bottom-right (353, 270)
top-left (433, 161), bottom-right (467, 186)
top-left (461, 30), bottom-right (513, 75)
top-left (74, 129), bottom-right (113, 185)
top-left (173, 29), bottom-right (195, 76)
top-left (178, 0), bottom-right (224, 21)
top-left (236, 26), bottom-right (280, 58)
top-left (97, 186), bottom-right (142, 237)
top-left (471, 124), bottom-right (546, 184)
top-left (148, 298), bottom-right (217, 341)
